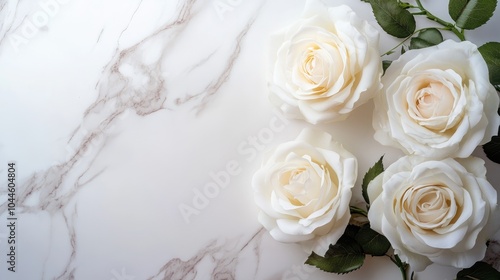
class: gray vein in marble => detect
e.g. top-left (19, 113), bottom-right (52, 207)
top-left (147, 228), bottom-right (265, 280)
top-left (186, 50), bottom-right (217, 74)
top-left (0, 0), bottom-right (19, 47)
top-left (115, 0), bottom-right (145, 49)
top-left (0, 0), bottom-right (55, 53)
top-left (0, 1), bottom-right (9, 43)
top-left (174, 2), bottom-right (265, 114)
top-left (0, 0), bottom-right (255, 215)
top-left (87, 0), bottom-right (199, 117)
top-left (0, 0), bottom-right (270, 279)
top-left (95, 28), bottom-right (104, 44)
top-left (0, 1), bottom-right (267, 278)
top-left (55, 205), bottom-right (78, 280)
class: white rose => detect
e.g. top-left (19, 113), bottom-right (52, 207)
top-left (368, 156), bottom-right (500, 271)
top-left (373, 40), bottom-right (500, 159)
top-left (253, 128), bottom-right (357, 254)
top-left (268, 0), bottom-right (382, 124)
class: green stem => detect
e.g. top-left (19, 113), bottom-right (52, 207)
top-left (381, 35), bottom-right (410, 56)
top-left (385, 254), bottom-right (412, 280)
top-left (394, 254), bottom-right (409, 280)
top-left (349, 206), bottom-right (368, 217)
top-left (381, 27), bottom-right (438, 56)
top-left (414, 0), bottom-right (466, 41)
top-left (386, 254), bottom-right (398, 265)
top-left (398, 1), bottom-right (419, 9)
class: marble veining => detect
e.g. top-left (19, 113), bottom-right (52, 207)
top-left (0, 1), bottom-right (499, 280)
top-left (146, 228), bottom-right (264, 280)
top-left (1, 0), bottom-right (271, 279)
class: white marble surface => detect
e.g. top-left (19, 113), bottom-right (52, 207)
top-left (0, 0), bottom-right (499, 279)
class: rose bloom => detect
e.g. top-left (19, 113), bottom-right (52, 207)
top-left (368, 156), bottom-right (500, 271)
top-left (373, 40), bottom-right (500, 159)
top-left (268, 0), bottom-right (382, 124)
top-left (253, 128), bottom-right (357, 254)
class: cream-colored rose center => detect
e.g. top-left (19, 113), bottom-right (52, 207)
top-left (401, 185), bottom-right (457, 230)
top-left (302, 48), bottom-right (324, 85)
top-left (415, 82), bottom-right (454, 119)
top-left (291, 38), bottom-right (345, 97)
top-left (298, 46), bottom-right (333, 93)
top-left (275, 155), bottom-right (338, 217)
top-left (284, 168), bottom-right (313, 206)
top-left (281, 164), bottom-right (325, 206)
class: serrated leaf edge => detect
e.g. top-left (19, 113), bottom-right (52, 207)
top-left (362, 156), bottom-right (384, 205)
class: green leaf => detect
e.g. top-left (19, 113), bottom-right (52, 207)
top-left (457, 261), bottom-right (500, 279)
top-left (449, 0), bottom-right (498, 30)
top-left (369, 0), bottom-right (416, 38)
top-left (354, 224), bottom-right (391, 256)
top-left (483, 135), bottom-right (500, 164)
top-left (479, 42), bottom-right (500, 85)
top-left (382, 60), bottom-right (392, 75)
top-left (362, 156), bottom-right (384, 205)
top-left (305, 235), bottom-right (365, 274)
top-left (344, 224), bottom-right (362, 239)
top-left (409, 28), bottom-right (444, 50)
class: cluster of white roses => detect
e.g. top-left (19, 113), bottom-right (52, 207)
top-left (369, 39), bottom-right (500, 270)
top-left (253, 0), bottom-right (500, 273)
